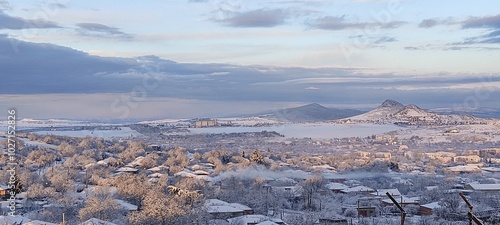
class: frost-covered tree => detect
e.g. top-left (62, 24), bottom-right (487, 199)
top-left (164, 147), bottom-right (189, 174)
top-left (302, 176), bottom-right (324, 210)
top-left (58, 141), bottom-right (78, 157)
top-left (45, 166), bottom-right (75, 193)
top-left (27, 183), bottom-right (56, 200)
top-left (118, 141), bottom-right (146, 163)
top-left (128, 187), bottom-right (207, 225)
top-left (114, 173), bottom-right (150, 206)
top-left (78, 196), bottom-right (126, 222)
top-left (250, 150), bottom-right (264, 164)
top-left (25, 148), bottom-right (56, 169)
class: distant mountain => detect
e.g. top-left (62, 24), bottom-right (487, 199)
top-left (350, 99), bottom-right (404, 121)
top-left (263, 103), bottom-right (364, 122)
top-left (347, 100), bottom-right (486, 125)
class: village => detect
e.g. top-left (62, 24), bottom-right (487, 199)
top-left (0, 121), bottom-right (499, 225)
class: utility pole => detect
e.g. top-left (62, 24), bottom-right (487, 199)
top-left (386, 192), bottom-right (406, 225)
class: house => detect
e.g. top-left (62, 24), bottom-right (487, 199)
top-left (205, 199), bottom-right (253, 220)
top-left (79, 218), bottom-right (118, 225)
top-left (370, 189), bottom-right (401, 197)
top-left (195, 120), bottom-right (218, 128)
top-left (374, 152), bottom-right (392, 160)
top-left (226, 215), bottom-right (285, 225)
top-left (0, 215), bottom-right (57, 225)
top-left (341, 186), bottom-right (375, 194)
top-left (115, 199), bottom-right (138, 211)
top-left (357, 206), bottom-right (377, 217)
top-left (325, 183), bottom-right (349, 193)
top-left (482, 167), bottom-right (500, 173)
top-left (272, 185), bottom-right (304, 198)
top-left (382, 196), bottom-right (420, 206)
top-left (480, 148), bottom-right (500, 157)
top-left (323, 174), bottom-right (347, 183)
top-left (464, 183), bottom-right (500, 192)
top-left (444, 165), bottom-right (481, 174)
top-left (453, 155), bottom-right (481, 164)
top-left (115, 167), bottom-right (139, 173)
top-left (318, 218), bottom-right (348, 224)
top-left (420, 202), bottom-right (440, 216)
top-left (0, 185), bottom-right (11, 199)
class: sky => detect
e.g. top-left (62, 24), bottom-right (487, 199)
top-left (1, 0), bottom-right (500, 120)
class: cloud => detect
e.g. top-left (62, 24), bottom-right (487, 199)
top-left (373, 36), bottom-right (396, 44)
top-left (1, 36), bottom-right (500, 119)
top-left (457, 14), bottom-right (500, 44)
top-left (462, 14), bottom-right (500, 29)
top-left (309, 15), bottom-right (405, 30)
top-left (213, 8), bottom-right (288, 27)
top-left (188, 0), bottom-right (208, 2)
top-left (418, 19), bottom-right (438, 28)
top-left (0, 12), bottom-right (61, 29)
top-left (0, 1), bottom-right (10, 11)
top-left (76, 22), bottom-right (133, 40)
top-left (49, 3), bottom-right (67, 9)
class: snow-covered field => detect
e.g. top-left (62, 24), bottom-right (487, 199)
top-left (188, 123), bottom-right (404, 139)
top-left (33, 127), bottom-right (142, 138)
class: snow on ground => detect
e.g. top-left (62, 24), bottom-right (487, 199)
top-left (187, 123), bottom-right (404, 139)
top-left (0, 118), bottom-right (110, 130)
top-left (392, 123), bottom-right (500, 144)
top-left (18, 137), bottom-right (59, 149)
top-left (33, 127), bottom-right (142, 138)
top-left (217, 117), bottom-right (281, 126)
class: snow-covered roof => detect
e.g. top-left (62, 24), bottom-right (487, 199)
top-left (79, 218), bottom-right (118, 225)
top-left (257, 221), bottom-right (279, 225)
top-left (371, 188), bottom-right (401, 196)
top-left (0, 185), bottom-right (9, 190)
top-left (466, 183), bottom-right (500, 191)
top-left (115, 199), bottom-right (138, 211)
top-left (446, 165), bottom-right (481, 173)
top-left (382, 196), bottom-right (420, 204)
top-left (205, 199), bottom-right (229, 206)
top-left (311, 164), bottom-right (336, 171)
top-left (482, 167), bottom-right (500, 172)
top-left (0, 215), bottom-right (57, 225)
top-left (193, 170), bottom-right (210, 175)
top-left (191, 164), bottom-right (205, 170)
top-left (425, 186), bottom-right (439, 191)
top-left (325, 182), bottom-right (349, 190)
top-left (148, 172), bottom-right (164, 178)
top-left (227, 215), bottom-right (283, 225)
top-left (341, 185), bottom-right (375, 193)
top-left (275, 177), bottom-right (297, 184)
top-left (229, 203), bottom-right (253, 211)
top-left (207, 205), bottom-right (244, 213)
top-left (205, 199), bottom-right (252, 214)
top-left (421, 202), bottom-right (441, 209)
top-left (208, 219), bottom-right (230, 225)
top-left (174, 171), bottom-right (195, 178)
top-left (116, 167), bottom-right (138, 172)
top-left (147, 165), bottom-right (169, 172)
top-left (24, 220), bottom-right (59, 225)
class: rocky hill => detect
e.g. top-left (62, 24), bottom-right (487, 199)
top-left (346, 100), bottom-right (486, 125)
top-left (263, 103), bottom-right (364, 122)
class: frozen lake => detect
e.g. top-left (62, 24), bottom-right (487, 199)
top-left (188, 123), bottom-right (404, 139)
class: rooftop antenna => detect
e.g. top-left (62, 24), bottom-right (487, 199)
top-left (459, 192), bottom-right (484, 225)
top-left (386, 192), bottom-right (406, 225)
